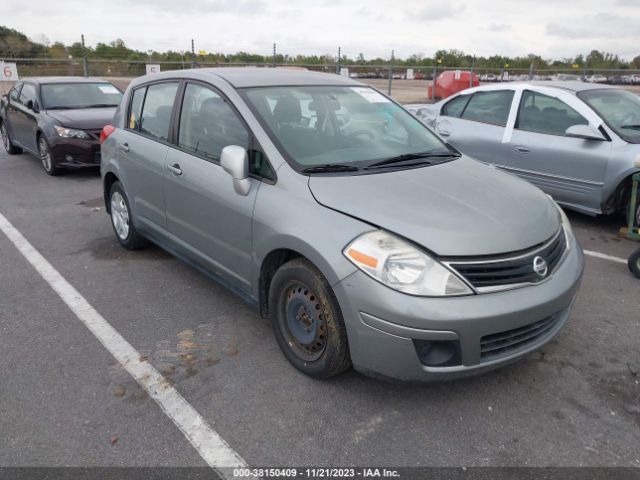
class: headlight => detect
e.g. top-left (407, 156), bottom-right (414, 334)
top-left (549, 196), bottom-right (573, 246)
top-left (555, 202), bottom-right (573, 247)
top-left (344, 230), bottom-right (473, 296)
top-left (54, 125), bottom-right (89, 139)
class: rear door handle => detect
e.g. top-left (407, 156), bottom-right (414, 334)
top-left (167, 163), bottom-right (182, 176)
top-left (514, 145), bottom-right (530, 154)
top-left (120, 142), bottom-right (130, 152)
top-left (437, 129), bottom-right (451, 137)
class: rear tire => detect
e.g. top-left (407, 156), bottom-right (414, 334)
top-left (109, 181), bottom-right (149, 250)
top-left (0, 120), bottom-right (21, 154)
top-left (629, 249), bottom-right (640, 279)
top-left (38, 135), bottom-right (61, 176)
top-left (269, 258), bottom-right (351, 379)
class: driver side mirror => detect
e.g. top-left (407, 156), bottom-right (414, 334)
top-left (25, 99), bottom-right (34, 111)
top-left (221, 145), bottom-right (251, 196)
top-left (564, 124), bottom-right (606, 141)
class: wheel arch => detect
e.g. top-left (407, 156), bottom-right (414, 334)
top-left (103, 172), bottom-right (120, 214)
top-left (603, 169), bottom-right (640, 215)
top-left (257, 239), bottom-right (354, 319)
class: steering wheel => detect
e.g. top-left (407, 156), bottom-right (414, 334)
top-left (619, 111), bottom-right (639, 127)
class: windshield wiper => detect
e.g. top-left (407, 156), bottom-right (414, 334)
top-left (80, 104), bottom-right (118, 108)
top-left (301, 164), bottom-right (360, 174)
top-left (46, 106), bottom-right (75, 110)
top-left (620, 124), bottom-right (640, 131)
top-left (365, 152), bottom-right (460, 169)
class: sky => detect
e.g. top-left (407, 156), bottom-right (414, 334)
top-left (4, 0), bottom-right (640, 60)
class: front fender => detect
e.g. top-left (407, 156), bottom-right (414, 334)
top-left (251, 165), bottom-right (371, 298)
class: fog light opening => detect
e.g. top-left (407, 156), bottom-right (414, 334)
top-left (414, 340), bottom-right (461, 367)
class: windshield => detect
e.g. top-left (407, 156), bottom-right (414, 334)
top-left (578, 89), bottom-right (640, 144)
top-left (41, 82), bottom-right (123, 109)
top-left (242, 85), bottom-right (454, 172)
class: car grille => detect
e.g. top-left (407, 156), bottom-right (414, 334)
top-left (446, 228), bottom-right (567, 293)
top-left (480, 311), bottom-right (563, 362)
top-left (88, 129), bottom-right (103, 140)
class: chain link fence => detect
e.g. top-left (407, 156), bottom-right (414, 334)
top-left (3, 58), bottom-right (640, 104)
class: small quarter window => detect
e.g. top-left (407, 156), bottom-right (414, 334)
top-left (128, 87), bottom-right (146, 131)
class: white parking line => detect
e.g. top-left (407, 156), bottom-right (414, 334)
top-left (0, 212), bottom-right (246, 476)
top-left (583, 249), bottom-right (628, 265)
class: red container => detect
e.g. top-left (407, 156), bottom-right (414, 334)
top-left (427, 70), bottom-right (479, 100)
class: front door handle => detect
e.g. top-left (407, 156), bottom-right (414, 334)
top-left (120, 142), bottom-right (130, 152)
top-left (167, 163), bottom-right (182, 176)
top-left (514, 145), bottom-right (530, 154)
top-left (437, 129), bottom-right (451, 137)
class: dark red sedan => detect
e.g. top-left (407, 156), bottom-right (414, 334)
top-left (0, 77), bottom-right (122, 175)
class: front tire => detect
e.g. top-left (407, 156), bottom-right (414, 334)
top-left (269, 258), bottom-right (351, 379)
top-left (38, 135), bottom-right (60, 176)
top-left (109, 181), bottom-right (149, 250)
top-left (1, 120), bottom-right (21, 154)
top-left (629, 249), bottom-right (640, 279)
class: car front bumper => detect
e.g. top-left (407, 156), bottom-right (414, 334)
top-left (332, 237), bottom-right (584, 382)
top-left (49, 136), bottom-right (101, 168)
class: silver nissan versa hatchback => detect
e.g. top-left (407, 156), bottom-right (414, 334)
top-left (100, 68), bottom-right (584, 381)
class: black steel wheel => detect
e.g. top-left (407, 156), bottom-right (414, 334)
top-left (269, 258), bottom-right (351, 378)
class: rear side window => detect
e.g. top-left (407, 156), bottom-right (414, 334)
top-left (442, 95), bottom-right (469, 118)
top-left (461, 90), bottom-right (514, 127)
top-left (516, 90), bottom-right (588, 136)
top-left (139, 82), bottom-right (179, 141)
top-left (178, 83), bottom-right (249, 161)
top-left (128, 87), bottom-right (145, 130)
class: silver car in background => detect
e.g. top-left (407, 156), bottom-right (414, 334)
top-left (101, 69), bottom-right (583, 381)
top-left (413, 82), bottom-right (640, 223)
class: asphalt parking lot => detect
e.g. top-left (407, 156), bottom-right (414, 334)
top-left (0, 147), bottom-right (639, 469)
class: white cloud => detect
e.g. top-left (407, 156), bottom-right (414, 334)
top-left (3, 0), bottom-right (640, 60)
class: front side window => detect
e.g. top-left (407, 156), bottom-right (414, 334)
top-left (19, 84), bottom-right (37, 106)
top-left (517, 90), bottom-right (588, 136)
top-left (178, 83), bottom-right (249, 160)
top-left (242, 85), bottom-right (452, 171)
top-left (10, 83), bottom-right (22, 102)
top-left (139, 82), bottom-right (179, 141)
top-left (40, 82), bottom-right (122, 109)
top-left (442, 94), bottom-right (470, 118)
top-left (461, 90), bottom-right (514, 127)
top-left (578, 88), bottom-right (640, 144)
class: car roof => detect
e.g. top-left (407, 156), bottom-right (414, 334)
top-left (468, 81), bottom-right (616, 94)
top-left (22, 77), bottom-right (111, 85)
top-left (136, 67), bottom-right (361, 88)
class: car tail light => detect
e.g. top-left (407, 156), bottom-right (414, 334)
top-left (100, 125), bottom-right (116, 145)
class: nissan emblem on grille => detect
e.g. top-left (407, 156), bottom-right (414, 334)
top-left (533, 256), bottom-right (548, 277)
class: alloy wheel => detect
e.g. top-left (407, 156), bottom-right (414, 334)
top-left (39, 137), bottom-right (52, 171)
top-left (110, 191), bottom-right (130, 240)
top-left (1, 123), bottom-right (8, 151)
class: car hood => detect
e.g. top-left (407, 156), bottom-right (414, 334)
top-left (45, 108), bottom-right (116, 130)
top-left (308, 157), bottom-right (561, 256)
